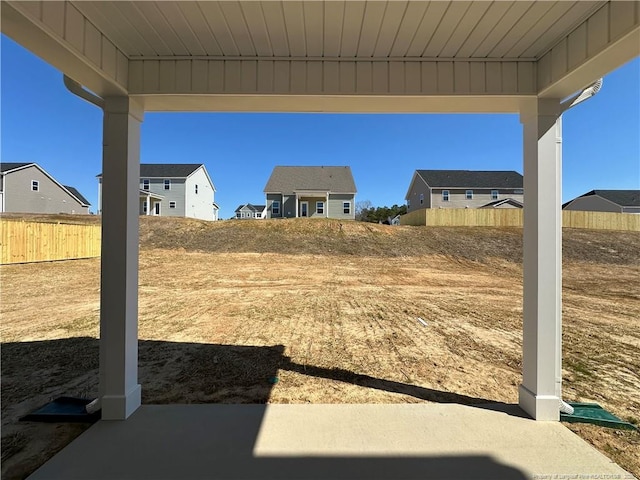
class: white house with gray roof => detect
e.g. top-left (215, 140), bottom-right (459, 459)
top-left (0, 162), bottom-right (90, 214)
top-left (563, 190), bottom-right (640, 214)
top-left (405, 170), bottom-right (524, 212)
top-left (264, 166), bottom-right (356, 220)
top-left (97, 163), bottom-right (218, 221)
top-left (235, 203), bottom-right (266, 219)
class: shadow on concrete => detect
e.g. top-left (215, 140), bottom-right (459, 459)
top-left (3, 338), bottom-right (529, 479)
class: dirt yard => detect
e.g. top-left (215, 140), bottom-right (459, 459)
top-left (1, 217), bottom-right (639, 479)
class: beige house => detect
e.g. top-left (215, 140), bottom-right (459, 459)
top-left (563, 190), bottom-right (640, 214)
top-left (405, 170), bottom-right (523, 212)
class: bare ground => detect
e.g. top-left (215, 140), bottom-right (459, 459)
top-left (1, 217), bottom-right (639, 479)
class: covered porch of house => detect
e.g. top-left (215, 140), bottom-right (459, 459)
top-left (295, 191), bottom-right (329, 218)
top-left (140, 190), bottom-right (164, 216)
top-left (2, 1), bottom-right (639, 478)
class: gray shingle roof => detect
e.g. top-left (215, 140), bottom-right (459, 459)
top-left (264, 166), bottom-right (357, 194)
top-left (580, 190), bottom-right (640, 207)
top-left (416, 170), bottom-right (523, 188)
top-left (235, 203), bottom-right (266, 212)
top-left (97, 164), bottom-right (203, 178)
top-left (0, 162), bottom-right (34, 173)
top-left (63, 186), bottom-right (90, 206)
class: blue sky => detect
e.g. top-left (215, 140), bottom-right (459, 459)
top-left (2, 34), bottom-right (639, 218)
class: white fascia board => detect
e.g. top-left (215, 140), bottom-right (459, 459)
top-left (404, 171), bottom-right (428, 200)
top-left (1, 163), bottom-right (37, 175)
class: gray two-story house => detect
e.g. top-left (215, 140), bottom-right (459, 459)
top-left (405, 170), bottom-right (524, 212)
top-left (1, 162), bottom-right (90, 214)
top-left (563, 190), bottom-right (640, 214)
top-left (98, 163), bottom-right (218, 221)
top-left (264, 166), bottom-right (357, 220)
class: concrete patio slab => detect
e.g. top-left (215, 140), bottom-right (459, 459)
top-left (28, 404), bottom-right (634, 480)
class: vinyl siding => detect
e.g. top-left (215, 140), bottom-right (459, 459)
top-left (4, 166), bottom-right (89, 214)
top-left (563, 196), bottom-right (622, 213)
top-left (298, 196), bottom-right (327, 218)
top-left (185, 167), bottom-right (215, 220)
top-left (406, 177), bottom-right (431, 212)
top-left (266, 193), bottom-right (283, 218)
top-left (282, 194), bottom-right (296, 218)
top-left (140, 178), bottom-right (186, 217)
top-left (327, 194), bottom-right (355, 220)
top-left (431, 189), bottom-right (524, 209)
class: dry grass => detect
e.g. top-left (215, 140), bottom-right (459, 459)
top-left (1, 217), bottom-right (639, 479)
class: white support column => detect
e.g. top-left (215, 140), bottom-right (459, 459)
top-left (99, 96), bottom-right (143, 420)
top-left (326, 192), bottom-right (329, 218)
top-left (295, 193), bottom-right (299, 218)
top-left (518, 98), bottom-right (563, 421)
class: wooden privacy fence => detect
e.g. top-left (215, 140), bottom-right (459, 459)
top-left (400, 208), bottom-right (640, 231)
top-left (1, 219), bottom-right (101, 264)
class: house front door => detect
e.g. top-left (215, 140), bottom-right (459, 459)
top-left (300, 202), bottom-right (308, 217)
top-left (154, 202), bottom-right (161, 216)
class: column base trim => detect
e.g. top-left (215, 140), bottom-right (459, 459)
top-left (101, 384), bottom-right (142, 420)
top-left (518, 384), bottom-right (560, 421)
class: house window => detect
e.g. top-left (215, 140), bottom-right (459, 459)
top-left (31, 180), bottom-right (39, 191)
top-left (407, 199), bottom-right (410, 208)
top-left (442, 190), bottom-right (450, 202)
top-left (195, 184), bottom-right (198, 194)
top-left (164, 179), bottom-right (171, 190)
top-left (343, 201), bottom-right (351, 214)
top-left (256, 213), bottom-right (261, 218)
top-left (169, 201), bottom-right (176, 209)
top-left (491, 190), bottom-right (499, 200)
top-left (236, 212), bottom-right (241, 218)
top-left (316, 201), bottom-right (324, 214)
top-left (466, 190), bottom-right (473, 200)
top-left (419, 193), bottom-right (424, 205)
top-left (143, 179), bottom-right (150, 191)
top-left (272, 201), bottom-right (280, 215)
top-left (143, 201), bottom-right (148, 213)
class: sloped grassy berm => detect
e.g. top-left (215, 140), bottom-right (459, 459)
top-left (140, 216), bottom-right (640, 266)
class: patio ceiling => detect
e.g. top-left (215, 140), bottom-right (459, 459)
top-left (3, 1), bottom-right (639, 112)
top-left (71, 1), bottom-right (602, 61)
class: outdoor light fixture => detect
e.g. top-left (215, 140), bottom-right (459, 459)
top-left (560, 78), bottom-right (603, 113)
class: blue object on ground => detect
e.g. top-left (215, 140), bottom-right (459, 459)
top-left (19, 397), bottom-right (101, 423)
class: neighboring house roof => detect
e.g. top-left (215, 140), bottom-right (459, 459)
top-left (264, 166), bottom-right (357, 194)
top-left (563, 189), bottom-right (640, 208)
top-left (235, 203), bottom-right (266, 213)
top-left (97, 163), bottom-right (203, 179)
top-left (63, 186), bottom-right (91, 206)
top-left (416, 169), bottom-right (523, 188)
top-left (1, 162), bottom-right (90, 206)
top-left (480, 198), bottom-right (524, 209)
top-left (0, 162), bottom-right (34, 173)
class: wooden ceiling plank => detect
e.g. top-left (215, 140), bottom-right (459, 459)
top-left (176, 2), bottom-right (223, 56)
top-left (240, 1), bottom-right (273, 57)
top-left (323, 1), bottom-right (345, 58)
top-left (372, 1), bottom-right (408, 57)
top-left (472, 1), bottom-right (534, 58)
top-left (356, 1), bottom-right (388, 57)
top-left (340, 1), bottom-right (366, 57)
top-left (405, 1), bottom-right (449, 57)
top-left (219, 1), bottom-right (256, 56)
top-left (197, 1), bottom-right (240, 56)
top-left (438, 1), bottom-right (492, 58)
top-left (281, 1), bottom-right (306, 57)
top-left (261, 2), bottom-right (290, 57)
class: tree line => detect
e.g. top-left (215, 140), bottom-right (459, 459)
top-left (355, 200), bottom-right (407, 223)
